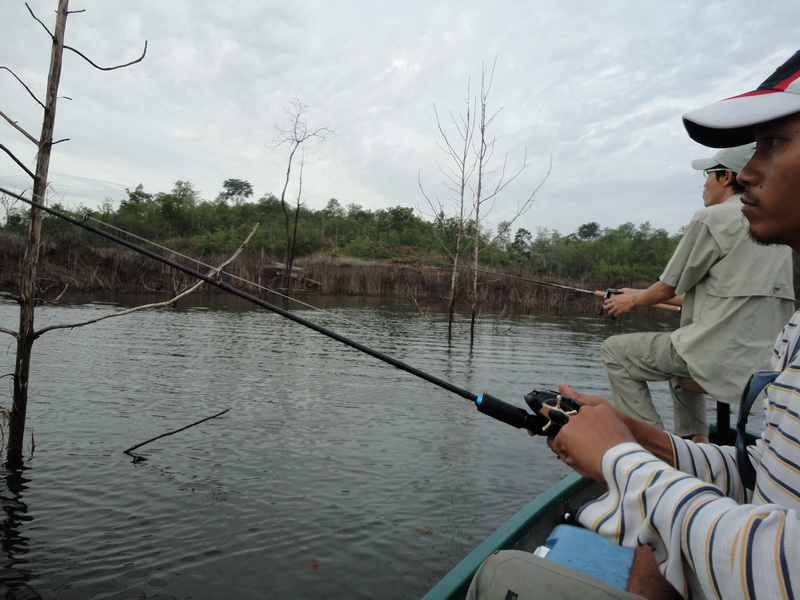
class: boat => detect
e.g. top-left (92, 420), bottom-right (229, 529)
top-left (422, 415), bottom-right (746, 600)
top-left (421, 472), bottom-right (602, 600)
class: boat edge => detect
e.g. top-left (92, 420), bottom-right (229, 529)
top-left (420, 472), bottom-right (589, 600)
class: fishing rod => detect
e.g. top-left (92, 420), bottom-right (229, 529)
top-left (82, 213), bottom-right (386, 336)
top-left (0, 187), bottom-right (576, 436)
top-left (82, 205), bottom-right (678, 315)
top-left (389, 252), bottom-right (680, 313)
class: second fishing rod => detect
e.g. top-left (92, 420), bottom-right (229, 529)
top-left (397, 255), bottom-right (681, 314)
top-left (1, 188), bottom-right (578, 436)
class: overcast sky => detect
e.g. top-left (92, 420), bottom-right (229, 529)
top-left (2, 1), bottom-right (799, 238)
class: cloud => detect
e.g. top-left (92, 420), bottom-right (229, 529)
top-left (2, 1), bottom-right (800, 238)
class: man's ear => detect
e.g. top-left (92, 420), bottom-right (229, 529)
top-left (720, 170), bottom-right (736, 186)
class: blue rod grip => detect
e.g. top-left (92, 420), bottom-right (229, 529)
top-left (475, 393), bottom-right (535, 431)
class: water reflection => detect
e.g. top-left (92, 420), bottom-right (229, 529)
top-left (0, 464), bottom-right (39, 599)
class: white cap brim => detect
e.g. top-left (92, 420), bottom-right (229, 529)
top-left (690, 144), bottom-right (755, 172)
top-left (690, 157), bottom-right (719, 170)
top-left (683, 91), bottom-right (800, 148)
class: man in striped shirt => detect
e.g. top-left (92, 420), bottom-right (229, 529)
top-left (468, 49), bottom-right (800, 600)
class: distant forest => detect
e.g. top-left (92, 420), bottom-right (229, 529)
top-left (0, 180), bottom-right (797, 309)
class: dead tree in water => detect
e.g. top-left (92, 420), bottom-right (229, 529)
top-left (0, 0), bottom-right (146, 465)
top-left (422, 58), bottom-right (549, 343)
top-left (468, 59), bottom-right (550, 341)
top-left (272, 98), bottom-right (332, 294)
top-left (419, 86), bottom-right (477, 339)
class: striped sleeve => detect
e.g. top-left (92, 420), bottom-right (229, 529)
top-left (577, 442), bottom-right (800, 600)
top-left (671, 434), bottom-right (747, 503)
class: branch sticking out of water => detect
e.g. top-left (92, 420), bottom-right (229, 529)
top-left (123, 408), bottom-right (230, 456)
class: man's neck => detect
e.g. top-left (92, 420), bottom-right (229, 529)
top-left (709, 190), bottom-right (738, 206)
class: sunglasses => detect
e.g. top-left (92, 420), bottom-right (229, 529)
top-left (703, 168), bottom-right (729, 178)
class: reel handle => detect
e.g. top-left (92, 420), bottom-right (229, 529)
top-left (524, 389), bottom-right (580, 437)
top-left (474, 389), bottom-right (580, 437)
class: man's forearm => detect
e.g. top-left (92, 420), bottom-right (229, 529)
top-left (636, 280), bottom-right (678, 308)
top-left (616, 408), bottom-right (675, 466)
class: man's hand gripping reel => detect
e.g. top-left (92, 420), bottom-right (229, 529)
top-left (524, 390), bottom-right (580, 436)
top-left (599, 288), bottom-right (621, 317)
top-left (474, 389), bottom-right (580, 436)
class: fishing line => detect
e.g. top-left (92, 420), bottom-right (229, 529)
top-left (3, 187), bottom-right (583, 433)
top-left (379, 250), bottom-right (680, 312)
top-left (328, 214), bottom-right (600, 293)
top-left (412, 253), bottom-right (604, 295)
top-left (79, 213), bottom-right (388, 336)
top-left (87, 207), bottom-right (651, 316)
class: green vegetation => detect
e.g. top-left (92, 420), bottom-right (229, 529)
top-left (1, 180), bottom-right (688, 288)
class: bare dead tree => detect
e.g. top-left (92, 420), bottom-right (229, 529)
top-left (289, 151), bottom-right (305, 289)
top-left (271, 98), bottom-right (332, 293)
top-left (418, 86), bottom-right (478, 339)
top-left (0, 0), bottom-right (147, 464)
top-left (468, 59), bottom-right (550, 341)
top-left (421, 58), bottom-right (550, 343)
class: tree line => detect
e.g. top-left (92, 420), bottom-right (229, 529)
top-left (2, 178), bottom-right (688, 288)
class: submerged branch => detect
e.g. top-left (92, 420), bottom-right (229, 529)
top-left (123, 408), bottom-right (230, 456)
top-left (0, 291), bottom-right (22, 305)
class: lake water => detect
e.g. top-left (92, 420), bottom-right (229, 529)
top-left (0, 294), bottom-right (686, 599)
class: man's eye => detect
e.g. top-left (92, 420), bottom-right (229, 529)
top-left (756, 137), bottom-right (776, 152)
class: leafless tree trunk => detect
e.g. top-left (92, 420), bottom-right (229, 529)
top-left (272, 98), bottom-right (332, 293)
top-left (0, 192), bottom-right (20, 226)
top-left (422, 58), bottom-right (549, 344)
top-left (418, 89), bottom-right (477, 339)
top-left (288, 153), bottom-right (305, 289)
top-left (468, 59), bottom-right (550, 342)
top-left (470, 67), bottom-right (489, 341)
top-left (1, 1), bottom-right (146, 464)
top-left (8, 0), bottom-right (69, 464)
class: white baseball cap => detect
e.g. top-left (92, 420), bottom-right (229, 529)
top-left (690, 144), bottom-right (756, 173)
top-left (683, 49), bottom-right (800, 148)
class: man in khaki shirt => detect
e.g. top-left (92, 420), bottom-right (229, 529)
top-left (601, 145), bottom-right (794, 441)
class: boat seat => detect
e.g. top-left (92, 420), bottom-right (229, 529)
top-left (533, 524), bottom-right (634, 590)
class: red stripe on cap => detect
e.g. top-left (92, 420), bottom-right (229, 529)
top-left (725, 89), bottom-right (781, 100)
top-left (775, 68), bottom-right (800, 91)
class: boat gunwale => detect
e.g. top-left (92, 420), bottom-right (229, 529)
top-left (420, 472), bottom-right (590, 600)
top-left (420, 425), bottom-right (755, 600)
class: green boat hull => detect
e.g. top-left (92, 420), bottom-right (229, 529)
top-left (421, 474), bottom-right (603, 600)
top-left (422, 424), bottom-right (749, 600)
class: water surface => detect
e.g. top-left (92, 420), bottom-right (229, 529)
top-left (0, 295), bottom-right (688, 598)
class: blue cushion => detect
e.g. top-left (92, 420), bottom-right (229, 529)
top-left (541, 524), bottom-right (634, 590)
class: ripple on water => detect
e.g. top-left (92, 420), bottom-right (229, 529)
top-left (0, 299), bottom-right (682, 598)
